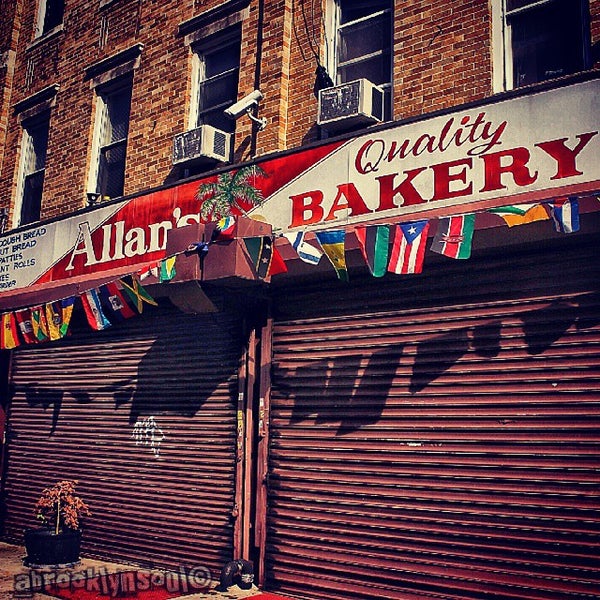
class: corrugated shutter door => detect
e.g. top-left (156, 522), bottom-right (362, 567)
top-left (266, 237), bottom-right (600, 600)
top-left (4, 305), bottom-right (243, 573)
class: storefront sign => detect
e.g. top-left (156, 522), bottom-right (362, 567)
top-left (254, 78), bottom-right (599, 231)
top-left (0, 78), bottom-right (597, 296)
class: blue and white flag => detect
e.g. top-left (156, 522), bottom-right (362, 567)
top-left (548, 197), bottom-right (580, 233)
top-left (81, 289), bottom-right (111, 330)
top-left (283, 231), bottom-right (322, 265)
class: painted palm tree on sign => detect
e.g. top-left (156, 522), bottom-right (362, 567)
top-left (195, 164), bottom-right (268, 221)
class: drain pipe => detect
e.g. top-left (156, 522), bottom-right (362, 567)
top-left (249, 0), bottom-right (265, 157)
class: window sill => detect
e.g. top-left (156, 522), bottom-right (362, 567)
top-left (499, 68), bottom-right (599, 95)
top-left (27, 24), bottom-right (64, 52)
top-left (99, 0), bottom-right (121, 11)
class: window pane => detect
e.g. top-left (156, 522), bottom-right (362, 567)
top-left (42, 0), bottom-right (64, 33)
top-left (509, 0), bottom-right (585, 87)
top-left (195, 33), bottom-right (241, 132)
top-left (338, 12), bottom-right (391, 63)
top-left (204, 44), bottom-right (240, 79)
top-left (336, 1), bottom-right (392, 92)
top-left (339, 55), bottom-right (390, 86)
top-left (20, 114), bottom-right (49, 225)
top-left (106, 87), bottom-right (132, 143)
top-left (201, 109), bottom-right (233, 132)
top-left (95, 78), bottom-right (132, 198)
top-left (199, 71), bottom-right (239, 112)
top-left (21, 172), bottom-right (44, 225)
top-left (98, 143), bottom-right (126, 198)
top-left (340, 0), bottom-right (389, 24)
top-left (27, 119), bottom-right (50, 172)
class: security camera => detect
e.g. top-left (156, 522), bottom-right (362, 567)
top-left (224, 90), bottom-right (263, 119)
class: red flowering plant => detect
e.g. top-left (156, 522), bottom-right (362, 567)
top-left (34, 480), bottom-right (91, 535)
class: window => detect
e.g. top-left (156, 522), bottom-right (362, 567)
top-left (90, 77), bottom-right (133, 200)
top-left (17, 114), bottom-right (50, 226)
top-left (192, 30), bottom-right (241, 133)
top-left (36, 0), bottom-right (64, 36)
top-left (330, 0), bottom-right (393, 119)
top-left (501, 0), bottom-right (590, 89)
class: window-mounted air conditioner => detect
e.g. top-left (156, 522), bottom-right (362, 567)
top-left (172, 125), bottom-right (231, 165)
top-left (317, 78), bottom-right (384, 132)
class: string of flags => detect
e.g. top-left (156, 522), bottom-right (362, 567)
top-left (0, 215), bottom-right (287, 350)
top-left (0, 196), bottom-right (589, 350)
top-left (286, 196), bottom-right (584, 281)
top-left (0, 270), bottom-right (166, 350)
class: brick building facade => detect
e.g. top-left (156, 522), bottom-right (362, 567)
top-left (2, 0), bottom-right (596, 223)
top-left (0, 2), bottom-right (599, 599)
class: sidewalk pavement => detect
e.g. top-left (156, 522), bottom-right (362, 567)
top-left (0, 543), bottom-right (293, 600)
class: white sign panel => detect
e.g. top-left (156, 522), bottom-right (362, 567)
top-left (253, 79), bottom-right (599, 231)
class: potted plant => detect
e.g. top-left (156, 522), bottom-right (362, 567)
top-left (24, 480), bottom-right (91, 567)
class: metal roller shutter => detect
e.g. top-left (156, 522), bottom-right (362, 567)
top-left (3, 304), bottom-right (243, 573)
top-left (266, 236), bottom-right (600, 600)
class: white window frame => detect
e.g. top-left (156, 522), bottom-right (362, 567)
top-left (325, 0), bottom-right (393, 118)
top-left (179, 4), bottom-right (249, 136)
top-left (189, 29), bottom-right (241, 131)
top-left (12, 86), bottom-right (58, 229)
top-left (491, 0), bottom-right (590, 93)
top-left (14, 115), bottom-right (50, 227)
top-left (34, 0), bottom-right (64, 38)
top-left (87, 77), bottom-right (132, 200)
top-left (84, 44), bottom-right (143, 202)
top-left (491, 0), bottom-right (506, 93)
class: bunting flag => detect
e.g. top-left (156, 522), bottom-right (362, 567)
top-left (120, 276), bottom-right (158, 313)
top-left (430, 214), bottom-right (475, 260)
top-left (244, 236), bottom-right (274, 279)
top-left (99, 281), bottom-right (137, 322)
top-left (269, 245), bottom-right (288, 276)
top-left (548, 197), bottom-right (580, 233)
top-left (81, 289), bottom-right (112, 330)
top-left (489, 203), bottom-right (549, 227)
top-left (159, 256), bottom-right (177, 282)
top-left (283, 231), bottom-right (322, 265)
top-left (388, 220), bottom-right (430, 275)
top-left (45, 298), bottom-right (75, 341)
top-left (211, 216), bottom-right (236, 242)
top-left (315, 230), bottom-right (348, 281)
top-left (15, 308), bottom-right (37, 344)
top-left (59, 297), bottom-right (76, 337)
top-left (45, 302), bottom-right (62, 341)
top-left (31, 306), bottom-right (49, 342)
top-left (1, 312), bottom-right (20, 349)
top-left (138, 262), bottom-right (160, 281)
top-left (355, 225), bottom-right (390, 278)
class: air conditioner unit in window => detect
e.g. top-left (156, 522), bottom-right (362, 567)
top-left (317, 79), bottom-right (384, 132)
top-left (172, 125), bottom-right (231, 165)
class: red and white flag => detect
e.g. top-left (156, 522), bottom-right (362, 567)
top-left (388, 220), bottom-right (430, 275)
top-left (430, 215), bottom-right (475, 260)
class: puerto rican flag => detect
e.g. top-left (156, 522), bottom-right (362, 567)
top-left (387, 220), bottom-right (430, 275)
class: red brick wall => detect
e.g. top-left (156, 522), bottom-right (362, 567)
top-left (0, 0), bottom-right (598, 226)
top-left (592, 0), bottom-right (600, 67)
top-left (283, 0), bottom-right (326, 149)
top-left (0, 0), bottom-right (21, 176)
top-left (394, 0), bottom-right (491, 119)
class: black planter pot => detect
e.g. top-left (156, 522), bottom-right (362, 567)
top-left (24, 528), bottom-right (82, 567)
